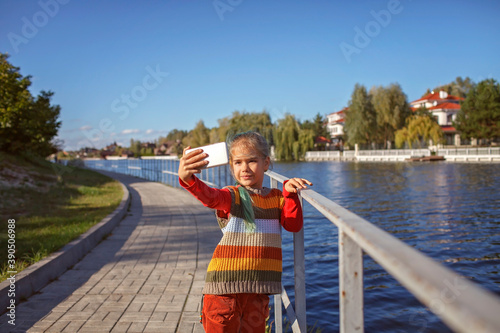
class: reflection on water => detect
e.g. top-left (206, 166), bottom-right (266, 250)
top-left (270, 161), bottom-right (500, 333)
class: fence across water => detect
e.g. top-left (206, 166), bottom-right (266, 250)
top-left (82, 157), bottom-right (500, 333)
top-left (305, 147), bottom-right (500, 162)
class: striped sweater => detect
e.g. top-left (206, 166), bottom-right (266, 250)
top-left (180, 176), bottom-right (303, 295)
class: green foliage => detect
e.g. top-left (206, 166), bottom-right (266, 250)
top-left (302, 113), bottom-right (328, 139)
top-left (430, 76), bottom-right (475, 98)
top-left (344, 83), bottom-right (411, 148)
top-left (130, 138), bottom-right (142, 157)
top-left (272, 114), bottom-right (315, 161)
top-left (182, 120), bottom-right (210, 148)
top-left (166, 128), bottom-right (188, 142)
top-left (0, 53), bottom-right (61, 157)
top-left (454, 79), bottom-right (500, 142)
top-left (344, 84), bottom-right (376, 146)
top-left (217, 110), bottom-right (274, 144)
top-left (371, 83), bottom-right (411, 148)
top-left (274, 114), bottom-right (300, 161)
top-left (395, 115), bottom-right (443, 148)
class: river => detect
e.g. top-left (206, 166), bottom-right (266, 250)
top-left (271, 161), bottom-right (500, 333)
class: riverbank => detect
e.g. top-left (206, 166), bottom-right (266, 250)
top-left (0, 152), bottom-right (124, 281)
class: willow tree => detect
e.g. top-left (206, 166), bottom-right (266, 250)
top-left (395, 115), bottom-right (443, 148)
top-left (298, 128), bottom-right (315, 158)
top-left (217, 110), bottom-right (274, 144)
top-left (344, 84), bottom-right (376, 147)
top-left (371, 83), bottom-right (411, 148)
top-left (274, 114), bottom-right (300, 161)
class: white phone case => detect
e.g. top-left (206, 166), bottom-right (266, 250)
top-left (186, 142), bottom-right (229, 169)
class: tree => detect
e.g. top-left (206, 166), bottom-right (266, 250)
top-left (431, 76), bottom-right (475, 98)
top-left (298, 127), bottom-right (315, 157)
top-left (182, 120), bottom-right (210, 148)
top-left (130, 139), bottom-right (142, 156)
top-left (222, 110), bottom-right (274, 144)
top-left (395, 115), bottom-right (443, 148)
top-left (274, 114), bottom-right (300, 161)
top-left (454, 79), bottom-right (500, 143)
top-left (0, 53), bottom-right (61, 156)
top-left (302, 113), bottom-right (328, 139)
top-left (27, 91), bottom-right (62, 156)
top-left (371, 83), bottom-right (411, 148)
top-left (165, 129), bottom-right (187, 142)
top-left (344, 84), bottom-right (376, 147)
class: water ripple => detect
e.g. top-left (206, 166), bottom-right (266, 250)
top-left (272, 161), bottom-right (500, 332)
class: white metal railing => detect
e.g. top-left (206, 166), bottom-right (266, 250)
top-left (438, 147), bottom-right (500, 155)
top-left (266, 170), bottom-right (500, 333)
top-left (304, 151), bottom-right (341, 160)
top-left (343, 150), bottom-right (356, 157)
top-left (356, 149), bottom-right (430, 156)
top-left (81, 157), bottom-right (500, 332)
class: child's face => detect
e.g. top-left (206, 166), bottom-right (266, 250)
top-left (230, 144), bottom-right (270, 189)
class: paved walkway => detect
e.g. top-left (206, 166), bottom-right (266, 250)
top-left (1, 172), bottom-right (221, 333)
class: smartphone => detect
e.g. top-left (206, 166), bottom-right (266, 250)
top-left (186, 142), bottom-right (229, 169)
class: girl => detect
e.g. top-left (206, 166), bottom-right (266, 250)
top-left (178, 132), bottom-right (312, 332)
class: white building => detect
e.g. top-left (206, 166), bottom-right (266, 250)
top-left (326, 107), bottom-right (347, 144)
top-left (409, 91), bottom-right (464, 145)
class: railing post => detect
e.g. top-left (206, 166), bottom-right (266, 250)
top-left (274, 294), bottom-right (283, 333)
top-left (294, 194), bottom-right (307, 333)
top-left (339, 229), bottom-right (364, 332)
top-left (269, 177), bottom-right (284, 333)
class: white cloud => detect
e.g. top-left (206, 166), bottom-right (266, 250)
top-left (121, 129), bottom-right (141, 135)
top-left (79, 125), bottom-right (92, 131)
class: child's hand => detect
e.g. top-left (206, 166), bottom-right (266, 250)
top-left (284, 178), bottom-right (313, 193)
top-left (178, 146), bottom-right (209, 185)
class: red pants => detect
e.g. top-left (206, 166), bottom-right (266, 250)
top-left (201, 293), bottom-right (270, 333)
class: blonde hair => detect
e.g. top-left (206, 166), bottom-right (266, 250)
top-left (227, 131), bottom-right (271, 164)
top-left (226, 131), bottom-right (271, 233)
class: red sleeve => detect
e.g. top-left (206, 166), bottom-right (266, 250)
top-left (179, 176), bottom-right (232, 213)
top-left (280, 180), bottom-right (304, 233)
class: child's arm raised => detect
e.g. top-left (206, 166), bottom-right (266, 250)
top-left (281, 178), bottom-right (313, 232)
top-left (178, 147), bottom-right (231, 212)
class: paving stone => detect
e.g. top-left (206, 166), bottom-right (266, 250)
top-left (10, 172), bottom-right (220, 332)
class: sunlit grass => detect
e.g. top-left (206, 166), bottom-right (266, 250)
top-left (0, 152), bottom-right (123, 281)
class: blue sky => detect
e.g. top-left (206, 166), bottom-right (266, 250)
top-left (1, 0), bottom-right (499, 151)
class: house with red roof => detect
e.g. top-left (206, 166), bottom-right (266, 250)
top-left (410, 91), bottom-right (465, 145)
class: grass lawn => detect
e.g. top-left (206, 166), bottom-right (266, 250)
top-left (0, 152), bottom-right (123, 281)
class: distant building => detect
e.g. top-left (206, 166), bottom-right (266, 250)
top-left (154, 140), bottom-right (181, 156)
top-left (409, 91), bottom-right (465, 145)
top-left (326, 107), bottom-right (347, 148)
top-left (141, 142), bottom-right (157, 150)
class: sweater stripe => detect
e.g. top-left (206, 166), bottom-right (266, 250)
top-left (206, 270), bottom-right (282, 283)
top-left (218, 232), bottom-right (282, 248)
top-left (204, 186), bottom-right (285, 295)
top-left (250, 194), bottom-right (283, 209)
top-left (221, 218), bottom-right (282, 234)
top-left (212, 245), bottom-right (282, 260)
top-left (207, 258), bottom-right (282, 272)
